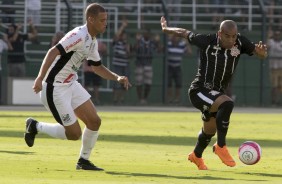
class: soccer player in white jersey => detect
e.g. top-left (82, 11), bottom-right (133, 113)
top-left (24, 3), bottom-right (131, 171)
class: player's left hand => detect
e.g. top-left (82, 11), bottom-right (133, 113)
top-left (160, 16), bottom-right (167, 32)
top-left (255, 41), bottom-right (268, 59)
top-left (117, 76), bottom-right (132, 90)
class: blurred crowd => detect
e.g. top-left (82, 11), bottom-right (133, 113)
top-left (0, 0), bottom-right (282, 106)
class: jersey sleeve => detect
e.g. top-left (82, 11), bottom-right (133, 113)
top-left (57, 29), bottom-right (83, 55)
top-left (187, 32), bottom-right (213, 49)
top-left (87, 38), bottom-right (101, 62)
top-left (239, 35), bottom-right (255, 55)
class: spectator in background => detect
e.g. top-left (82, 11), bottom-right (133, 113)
top-left (267, 30), bottom-right (282, 105)
top-left (231, 0), bottom-right (249, 31)
top-left (7, 20), bottom-right (38, 77)
top-left (166, 34), bottom-right (192, 104)
top-left (143, 0), bottom-right (161, 13)
top-left (83, 40), bottom-right (107, 105)
top-left (268, 0), bottom-right (282, 30)
top-left (112, 19), bottom-right (131, 105)
top-left (123, 0), bottom-right (135, 13)
top-left (167, 0), bottom-right (182, 27)
top-left (134, 29), bottom-right (161, 105)
top-left (50, 31), bottom-right (65, 48)
top-left (1, 0), bottom-right (15, 24)
top-left (27, 0), bottom-right (42, 27)
top-left (0, 34), bottom-right (10, 62)
top-left (203, 0), bottom-right (226, 29)
top-left (0, 33), bottom-right (11, 104)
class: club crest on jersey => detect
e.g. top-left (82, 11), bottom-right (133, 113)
top-left (209, 90), bottom-right (220, 96)
top-left (61, 114), bottom-right (71, 124)
top-left (230, 46), bottom-right (240, 57)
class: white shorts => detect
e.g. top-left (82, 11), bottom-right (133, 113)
top-left (40, 81), bottom-right (91, 126)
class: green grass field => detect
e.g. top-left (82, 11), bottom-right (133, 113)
top-left (0, 109), bottom-right (282, 184)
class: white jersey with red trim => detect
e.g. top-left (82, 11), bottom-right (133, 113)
top-left (44, 24), bottom-right (101, 86)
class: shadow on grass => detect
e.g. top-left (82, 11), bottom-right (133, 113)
top-left (0, 150), bottom-right (34, 155)
top-left (0, 115), bottom-right (52, 118)
top-left (106, 171), bottom-right (234, 180)
top-left (99, 134), bottom-right (282, 148)
top-left (239, 172), bottom-right (282, 178)
top-left (106, 171), bottom-right (270, 181)
top-left (0, 130), bottom-right (281, 148)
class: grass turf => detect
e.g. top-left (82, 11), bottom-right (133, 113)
top-left (0, 110), bottom-right (281, 184)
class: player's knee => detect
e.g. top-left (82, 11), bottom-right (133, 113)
top-left (66, 130), bottom-right (82, 140)
top-left (216, 101), bottom-right (234, 131)
top-left (95, 116), bottom-right (102, 128)
top-left (86, 116), bottom-right (102, 131)
top-left (199, 129), bottom-right (215, 143)
top-left (201, 111), bottom-right (217, 122)
top-left (218, 100), bottom-right (234, 114)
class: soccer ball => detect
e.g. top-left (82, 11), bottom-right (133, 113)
top-left (238, 141), bottom-right (262, 165)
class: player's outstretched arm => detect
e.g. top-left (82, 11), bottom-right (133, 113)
top-left (92, 65), bottom-right (132, 90)
top-left (254, 41), bottom-right (268, 59)
top-left (160, 16), bottom-right (191, 39)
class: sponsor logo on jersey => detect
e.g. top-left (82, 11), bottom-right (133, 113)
top-left (90, 42), bottom-right (95, 51)
top-left (213, 45), bottom-right (221, 50)
top-left (65, 38), bottom-right (82, 51)
top-left (203, 105), bottom-right (209, 111)
top-left (71, 65), bottom-right (79, 72)
top-left (66, 32), bottom-right (77, 39)
top-left (211, 45), bottom-right (221, 55)
top-left (63, 74), bottom-right (74, 83)
top-left (209, 90), bottom-right (220, 96)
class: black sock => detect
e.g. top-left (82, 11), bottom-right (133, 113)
top-left (216, 101), bottom-right (234, 147)
top-left (194, 129), bottom-right (214, 158)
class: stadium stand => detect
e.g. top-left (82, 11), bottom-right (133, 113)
top-left (0, 0), bottom-right (279, 106)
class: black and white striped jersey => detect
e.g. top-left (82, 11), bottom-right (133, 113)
top-left (112, 40), bottom-right (129, 67)
top-left (45, 24), bottom-right (101, 85)
top-left (167, 40), bottom-right (187, 67)
top-left (187, 32), bottom-right (255, 92)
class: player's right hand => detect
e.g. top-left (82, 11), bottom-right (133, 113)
top-left (117, 76), bottom-right (131, 90)
top-left (33, 77), bottom-right (43, 94)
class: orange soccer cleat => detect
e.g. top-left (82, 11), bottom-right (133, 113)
top-left (213, 143), bottom-right (236, 167)
top-left (188, 152), bottom-right (208, 170)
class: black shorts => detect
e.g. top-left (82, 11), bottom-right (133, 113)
top-left (188, 87), bottom-right (223, 112)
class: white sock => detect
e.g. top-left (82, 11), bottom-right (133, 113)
top-left (79, 127), bottom-right (99, 160)
top-left (37, 122), bottom-right (67, 139)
